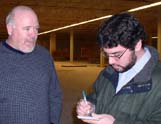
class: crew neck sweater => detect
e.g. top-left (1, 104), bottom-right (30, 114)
top-left (0, 41), bottom-right (62, 124)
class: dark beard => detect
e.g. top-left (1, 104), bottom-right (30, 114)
top-left (115, 51), bottom-right (137, 73)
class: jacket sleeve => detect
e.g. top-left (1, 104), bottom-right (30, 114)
top-left (49, 60), bottom-right (62, 124)
top-left (114, 105), bottom-right (161, 124)
top-left (87, 66), bottom-right (161, 124)
top-left (114, 90), bottom-right (161, 124)
top-left (87, 70), bottom-right (105, 105)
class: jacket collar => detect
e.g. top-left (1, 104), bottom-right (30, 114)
top-left (103, 46), bottom-right (159, 95)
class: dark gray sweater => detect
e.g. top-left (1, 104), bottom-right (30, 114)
top-left (0, 41), bottom-right (62, 124)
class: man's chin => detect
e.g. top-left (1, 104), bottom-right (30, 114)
top-left (21, 46), bottom-right (35, 53)
top-left (115, 69), bottom-right (124, 73)
top-left (112, 66), bottom-right (125, 73)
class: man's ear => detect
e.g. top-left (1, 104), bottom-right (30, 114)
top-left (135, 40), bottom-right (142, 52)
top-left (6, 24), bottom-right (13, 35)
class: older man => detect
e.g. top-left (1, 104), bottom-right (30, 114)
top-left (0, 6), bottom-right (62, 124)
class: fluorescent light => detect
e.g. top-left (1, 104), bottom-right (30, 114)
top-left (128, 1), bottom-right (161, 12)
top-left (39, 15), bottom-right (112, 35)
top-left (39, 1), bottom-right (161, 35)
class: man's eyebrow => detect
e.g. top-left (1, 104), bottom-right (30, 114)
top-left (23, 26), bottom-right (39, 28)
top-left (108, 51), bottom-right (122, 55)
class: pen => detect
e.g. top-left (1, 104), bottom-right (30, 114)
top-left (82, 90), bottom-right (92, 116)
top-left (82, 90), bottom-right (87, 104)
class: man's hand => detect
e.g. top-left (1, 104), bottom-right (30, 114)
top-left (81, 113), bottom-right (115, 124)
top-left (76, 99), bottom-right (95, 116)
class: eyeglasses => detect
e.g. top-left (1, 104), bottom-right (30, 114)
top-left (102, 48), bottom-right (128, 60)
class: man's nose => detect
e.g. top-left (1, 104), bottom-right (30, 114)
top-left (108, 57), bottom-right (117, 65)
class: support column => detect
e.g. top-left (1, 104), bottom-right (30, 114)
top-left (157, 16), bottom-right (161, 59)
top-left (50, 33), bottom-right (56, 57)
top-left (70, 30), bottom-right (74, 62)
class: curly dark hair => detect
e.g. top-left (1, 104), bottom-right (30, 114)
top-left (97, 13), bottom-right (146, 50)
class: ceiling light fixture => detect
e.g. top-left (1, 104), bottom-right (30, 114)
top-left (39, 1), bottom-right (161, 35)
top-left (128, 1), bottom-right (161, 12)
top-left (39, 15), bottom-right (112, 35)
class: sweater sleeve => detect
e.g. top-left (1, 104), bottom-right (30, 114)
top-left (49, 59), bottom-right (62, 124)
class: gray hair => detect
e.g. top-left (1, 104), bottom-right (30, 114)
top-left (6, 6), bottom-right (36, 25)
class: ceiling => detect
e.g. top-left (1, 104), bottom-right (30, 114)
top-left (0, 0), bottom-right (161, 40)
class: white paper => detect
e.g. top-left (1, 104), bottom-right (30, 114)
top-left (77, 115), bottom-right (99, 121)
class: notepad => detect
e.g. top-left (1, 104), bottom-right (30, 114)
top-left (77, 115), bottom-right (100, 121)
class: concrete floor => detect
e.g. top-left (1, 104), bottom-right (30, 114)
top-left (55, 61), bottom-right (104, 124)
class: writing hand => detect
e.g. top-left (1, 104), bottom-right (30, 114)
top-left (81, 113), bottom-right (115, 124)
top-left (76, 99), bottom-right (95, 116)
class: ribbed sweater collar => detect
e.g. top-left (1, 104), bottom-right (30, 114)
top-left (2, 41), bottom-right (25, 55)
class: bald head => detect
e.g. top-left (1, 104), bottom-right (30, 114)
top-left (6, 6), bottom-right (38, 26)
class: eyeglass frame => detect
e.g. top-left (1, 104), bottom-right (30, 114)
top-left (102, 48), bottom-right (128, 60)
